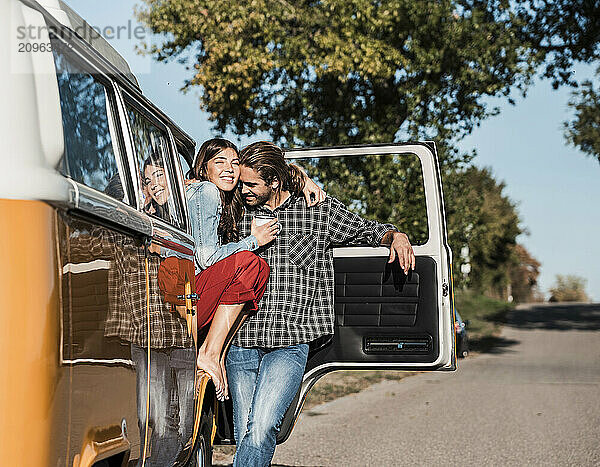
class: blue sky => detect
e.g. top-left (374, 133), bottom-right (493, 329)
top-left (67, 1), bottom-right (600, 301)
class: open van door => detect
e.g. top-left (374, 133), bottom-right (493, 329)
top-left (277, 142), bottom-right (456, 442)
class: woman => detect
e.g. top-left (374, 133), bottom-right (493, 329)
top-left (187, 138), bottom-right (324, 401)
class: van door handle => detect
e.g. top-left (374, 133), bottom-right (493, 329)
top-left (74, 425), bottom-right (130, 467)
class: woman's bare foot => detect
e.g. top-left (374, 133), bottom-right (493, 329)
top-left (196, 350), bottom-right (225, 400)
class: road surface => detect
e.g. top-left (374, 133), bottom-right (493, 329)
top-left (271, 303), bottom-right (600, 466)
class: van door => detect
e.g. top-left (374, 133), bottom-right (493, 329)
top-left (278, 142), bottom-right (455, 442)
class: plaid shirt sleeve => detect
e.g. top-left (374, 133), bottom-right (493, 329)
top-left (327, 197), bottom-right (398, 247)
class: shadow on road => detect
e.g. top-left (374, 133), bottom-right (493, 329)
top-left (469, 334), bottom-right (520, 354)
top-left (508, 303), bottom-right (600, 331)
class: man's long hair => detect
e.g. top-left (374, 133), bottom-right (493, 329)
top-left (239, 141), bottom-right (305, 197)
top-left (189, 138), bottom-right (243, 243)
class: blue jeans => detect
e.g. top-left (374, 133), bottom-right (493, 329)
top-left (131, 344), bottom-right (195, 467)
top-left (226, 344), bottom-right (309, 467)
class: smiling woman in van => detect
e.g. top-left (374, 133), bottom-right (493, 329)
top-left (186, 138), bottom-right (324, 400)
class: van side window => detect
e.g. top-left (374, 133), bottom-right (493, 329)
top-left (291, 153), bottom-right (429, 246)
top-left (52, 38), bottom-right (129, 204)
top-left (125, 102), bottom-right (184, 229)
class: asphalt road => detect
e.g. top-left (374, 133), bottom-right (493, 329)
top-left (271, 303), bottom-right (600, 466)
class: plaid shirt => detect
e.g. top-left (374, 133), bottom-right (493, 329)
top-left (68, 227), bottom-right (193, 349)
top-left (233, 195), bottom-right (397, 348)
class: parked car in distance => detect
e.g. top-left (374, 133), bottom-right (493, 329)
top-left (455, 310), bottom-right (470, 358)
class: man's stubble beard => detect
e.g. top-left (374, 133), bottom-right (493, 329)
top-left (243, 189), bottom-right (272, 208)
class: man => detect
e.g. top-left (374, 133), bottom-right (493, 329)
top-left (227, 141), bottom-right (415, 466)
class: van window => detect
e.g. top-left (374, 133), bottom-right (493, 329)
top-left (52, 37), bottom-right (129, 204)
top-left (292, 152), bottom-right (429, 246)
top-left (125, 102), bottom-right (185, 229)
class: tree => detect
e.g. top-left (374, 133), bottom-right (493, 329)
top-left (509, 244), bottom-right (541, 303)
top-left (137, 1), bottom-right (529, 293)
top-left (512, 1), bottom-right (600, 162)
top-left (137, 0), bottom-right (536, 151)
top-left (513, 0), bottom-right (600, 88)
top-left (549, 274), bottom-right (590, 302)
top-left (451, 167), bottom-right (522, 296)
top-left (564, 73), bottom-right (600, 163)
top-left (303, 159), bottom-right (523, 298)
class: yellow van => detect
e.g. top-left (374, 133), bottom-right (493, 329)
top-left (1, 1), bottom-right (456, 466)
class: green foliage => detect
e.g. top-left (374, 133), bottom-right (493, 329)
top-left (137, 0), bottom-right (536, 149)
top-left (549, 275), bottom-right (590, 302)
top-left (565, 72), bottom-right (600, 164)
top-left (299, 152), bottom-right (430, 245)
top-left (448, 167), bottom-right (522, 294)
top-left (513, 0), bottom-right (600, 88)
top-left (511, 1), bottom-right (600, 161)
top-left (454, 289), bottom-right (514, 349)
top-left (137, 0), bottom-right (526, 289)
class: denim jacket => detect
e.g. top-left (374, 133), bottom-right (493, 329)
top-left (186, 180), bottom-right (258, 273)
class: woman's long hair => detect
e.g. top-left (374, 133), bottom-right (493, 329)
top-left (238, 141), bottom-right (305, 198)
top-left (189, 138), bottom-right (243, 243)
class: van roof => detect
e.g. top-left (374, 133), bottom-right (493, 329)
top-left (34, 0), bottom-right (195, 150)
top-left (57, 1), bottom-right (140, 88)
top-left (29, 0), bottom-right (141, 88)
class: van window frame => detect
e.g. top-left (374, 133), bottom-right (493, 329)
top-left (49, 31), bottom-right (135, 207)
top-left (285, 145), bottom-right (440, 254)
top-left (173, 138), bottom-right (195, 235)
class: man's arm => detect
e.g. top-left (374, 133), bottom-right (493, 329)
top-left (327, 197), bottom-right (415, 274)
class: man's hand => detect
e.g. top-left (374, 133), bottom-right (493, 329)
top-left (382, 231), bottom-right (415, 274)
top-left (302, 176), bottom-right (326, 206)
top-left (294, 164), bottom-right (326, 206)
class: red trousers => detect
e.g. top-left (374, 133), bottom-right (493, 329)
top-left (195, 251), bottom-right (270, 329)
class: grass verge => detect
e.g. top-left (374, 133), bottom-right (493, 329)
top-left (454, 289), bottom-right (515, 353)
top-left (303, 369), bottom-right (416, 410)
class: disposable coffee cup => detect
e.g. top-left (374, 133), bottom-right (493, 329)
top-left (254, 213), bottom-right (276, 226)
top-left (254, 213), bottom-right (281, 234)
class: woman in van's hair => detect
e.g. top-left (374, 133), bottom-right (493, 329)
top-left (186, 138), bottom-right (324, 401)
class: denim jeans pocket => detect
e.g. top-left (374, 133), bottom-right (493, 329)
top-left (226, 345), bottom-right (260, 370)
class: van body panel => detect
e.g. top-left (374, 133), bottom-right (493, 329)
top-left (57, 211), bottom-right (144, 464)
top-left (0, 200), bottom-right (66, 465)
top-left (0, 2), bottom-right (66, 200)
